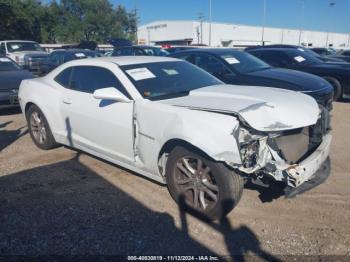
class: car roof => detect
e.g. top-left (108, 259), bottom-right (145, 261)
top-left (248, 47), bottom-right (297, 52)
top-left (52, 49), bottom-right (96, 53)
top-left (63, 56), bottom-right (180, 66)
top-left (171, 48), bottom-right (240, 55)
top-left (116, 45), bottom-right (158, 49)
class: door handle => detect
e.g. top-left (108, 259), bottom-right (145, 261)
top-left (62, 99), bottom-right (72, 105)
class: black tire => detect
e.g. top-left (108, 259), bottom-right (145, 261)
top-left (26, 104), bottom-right (58, 150)
top-left (324, 76), bottom-right (342, 101)
top-left (166, 146), bottom-right (243, 220)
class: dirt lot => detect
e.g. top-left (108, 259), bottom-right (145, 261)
top-left (1, 103), bottom-right (350, 258)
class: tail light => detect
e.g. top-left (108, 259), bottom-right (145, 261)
top-left (15, 56), bottom-right (19, 63)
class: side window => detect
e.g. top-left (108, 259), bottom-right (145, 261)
top-left (133, 48), bottom-right (145, 56)
top-left (0, 43), bottom-right (6, 55)
top-left (174, 54), bottom-right (194, 64)
top-left (49, 53), bottom-right (61, 65)
top-left (342, 51), bottom-right (350, 56)
top-left (55, 53), bottom-right (65, 64)
top-left (113, 48), bottom-right (132, 56)
top-left (258, 51), bottom-right (291, 67)
top-left (193, 54), bottom-right (230, 76)
top-left (69, 66), bottom-right (130, 98)
top-left (63, 53), bottom-right (73, 62)
top-left (54, 67), bottom-right (72, 88)
top-left (120, 48), bottom-right (133, 56)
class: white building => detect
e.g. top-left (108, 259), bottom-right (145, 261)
top-left (138, 20), bottom-right (350, 48)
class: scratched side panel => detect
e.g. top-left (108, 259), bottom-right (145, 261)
top-left (134, 100), bottom-right (241, 177)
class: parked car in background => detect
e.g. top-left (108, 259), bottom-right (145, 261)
top-left (170, 48), bottom-right (333, 109)
top-left (165, 46), bottom-right (198, 54)
top-left (38, 49), bottom-right (102, 76)
top-left (112, 46), bottom-right (169, 57)
top-left (0, 40), bottom-right (48, 75)
top-left (247, 47), bottom-right (350, 100)
top-left (0, 56), bottom-right (33, 109)
top-left (246, 45), bottom-right (345, 63)
top-left (19, 56), bottom-right (331, 219)
top-left (311, 48), bottom-right (350, 63)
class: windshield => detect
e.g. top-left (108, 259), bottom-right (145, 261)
top-left (286, 49), bottom-right (323, 65)
top-left (220, 51), bottom-right (270, 73)
top-left (121, 61), bottom-right (222, 100)
top-left (6, 42), bottom-right (44, 52)
top-left (0, 57), bottom-right (21, 71)
top-left (143, 47), bottom-right (169, 56)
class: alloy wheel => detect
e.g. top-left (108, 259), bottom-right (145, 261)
top-left (30, 111), bottom-right (47, 144)
top-left (175, 157), bottom-right (219, 210)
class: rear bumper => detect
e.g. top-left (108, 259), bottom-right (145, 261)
top-left (284, 134), bottom-right (332, 188)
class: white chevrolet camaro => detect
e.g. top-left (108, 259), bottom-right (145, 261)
top-left (19, 56), bottom-right (332, 219)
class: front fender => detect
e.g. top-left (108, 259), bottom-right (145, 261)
top-left (135, 101), bottom-right (241, 176)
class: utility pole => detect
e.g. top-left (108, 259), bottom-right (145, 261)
top-left (261, 0), bottom-right (266, 46)
top-left (298, 0), bottom-right (305, 46)
top-left (348, 34), bottom-right (350, 48)
top-left (134, 0), bottom-right (139, 44)
top-left (209, 0), bottom-right (212, 46)
top-left (198, 12), bottom-right (205, 45)
top-left (326, 1), bottom-right (336, 47)
top-left (196, 27), bottom-right (200, 45)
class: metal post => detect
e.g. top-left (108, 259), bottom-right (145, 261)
top-left (261, 0), bottom-right (266, 46)
top-left (348, 34), bottom-right (350, 48)
top-left (198, 13), bottom-right (205, 45)
top-left (134, 0), bottom-right (138, 44)
top-left (147, 28), bottom-right (151, 45)
top-left (281, 29), bottom-right (284, 44)
top-left (326, 1), bottom-right (336, 47)
top-left (209, 0), bottom-right (212, 46)
top-left (298, 0), bottom-right (305, 46)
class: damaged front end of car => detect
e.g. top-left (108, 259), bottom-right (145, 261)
top-left (232, 106), bottom-right (332, 196)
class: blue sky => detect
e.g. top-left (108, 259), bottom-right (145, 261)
top-left (113, 0), bottom-right (350, 34)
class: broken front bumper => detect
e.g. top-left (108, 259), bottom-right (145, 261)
top-left (284, 157), bottom-right (331, 198)
top-left (283, 134), bottom-right (332, 188)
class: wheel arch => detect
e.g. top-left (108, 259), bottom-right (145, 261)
top-left (24, 102), bottom-right (36, 117)
top-left (23, 101), bottom-right (58, 141)
top-left (157, 138), bottom-right (237, 177)
top-left (323, 76), bottom-right (343, 100)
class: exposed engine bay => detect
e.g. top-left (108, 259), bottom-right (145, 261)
top-left (235, 106), bottom-right (331, 188)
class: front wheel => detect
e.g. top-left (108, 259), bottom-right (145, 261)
top-left (26, 104), bottom-right (58, 150)
top-left (166, 146), bottom-right (243, 220)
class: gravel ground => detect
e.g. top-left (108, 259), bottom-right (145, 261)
top-left (0, 103), bottom-right (350, 259)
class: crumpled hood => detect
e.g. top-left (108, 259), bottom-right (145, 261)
top-left (158, 85), bottom-right (319, 132)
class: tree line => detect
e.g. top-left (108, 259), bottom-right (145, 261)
top-left (0, 0), bottom-right (138, 44)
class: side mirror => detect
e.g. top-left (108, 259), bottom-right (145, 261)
top-left (93, 87), bottom-right (130, 103)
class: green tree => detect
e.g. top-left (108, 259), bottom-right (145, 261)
top-left (0, 0), bottom-right (137, 43)
top-left (0, 0), bottom-right (43, 42)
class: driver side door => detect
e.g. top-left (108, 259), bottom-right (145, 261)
top-left (58, 65), bottom-right (135, 163)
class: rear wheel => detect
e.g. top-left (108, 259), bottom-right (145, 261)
top-left (324, 76), bottom-right (342, 101)
top-left (166, 146), bottom-right (243, 220)
top-left (26, 105), bottom-right (57, 150)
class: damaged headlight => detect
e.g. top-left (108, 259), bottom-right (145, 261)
top-left (240, 141), bottom-right (259, 168)
top-left (238, 128), bottom-right (261, 168)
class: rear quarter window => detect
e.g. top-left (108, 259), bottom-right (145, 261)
top-left (54, 67), bottom-right (72, 88)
